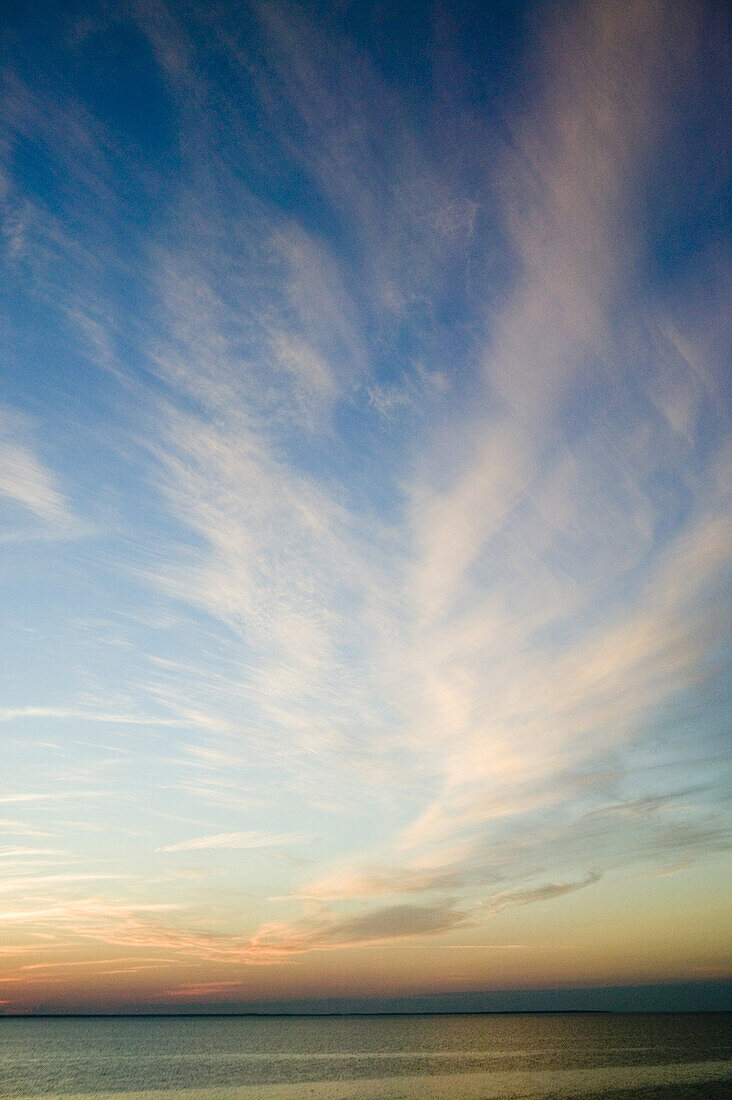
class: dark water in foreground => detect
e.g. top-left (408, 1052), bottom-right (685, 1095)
top-left (0, 1013), bottom-right (730, 1099)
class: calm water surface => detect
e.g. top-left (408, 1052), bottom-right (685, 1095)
top-left (0, 1013), bottom-right (730, 1099)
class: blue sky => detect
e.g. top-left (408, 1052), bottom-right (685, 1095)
top-left (0, 0), bottom-right (730, 1012)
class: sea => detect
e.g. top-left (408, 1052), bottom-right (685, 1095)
top-left (0, 1013), bottom-right (730, 1099)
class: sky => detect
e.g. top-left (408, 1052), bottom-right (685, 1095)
top-left (0, 0), bottom-right (730, 1014)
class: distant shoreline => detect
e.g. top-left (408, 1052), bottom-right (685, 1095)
top-left (2, 1009), bottom-right (731, 1018)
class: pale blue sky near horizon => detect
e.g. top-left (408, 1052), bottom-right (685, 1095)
top-left (0, 0), bottom-right (730, 1012)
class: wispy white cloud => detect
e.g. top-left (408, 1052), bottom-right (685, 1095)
top-left (0, 792), bottom-right (107, 804)
top-left (0, 872), bottom-right (128, 894)
top-left (0, 820), bottom-right (52, 837)
top-left (158, 831), bottom-right (314, 853)
top-left (0, 897), bottom-right (181, 926)
top-left (0, 410), bottom-right (72, 528)
top-left (483, 873), bottom-right (601, 916)
top-left (0, 707), bottom-right (181, 726)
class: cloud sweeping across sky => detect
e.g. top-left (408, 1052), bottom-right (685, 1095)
top-left (0, 0), bottom-right (729, 1011)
